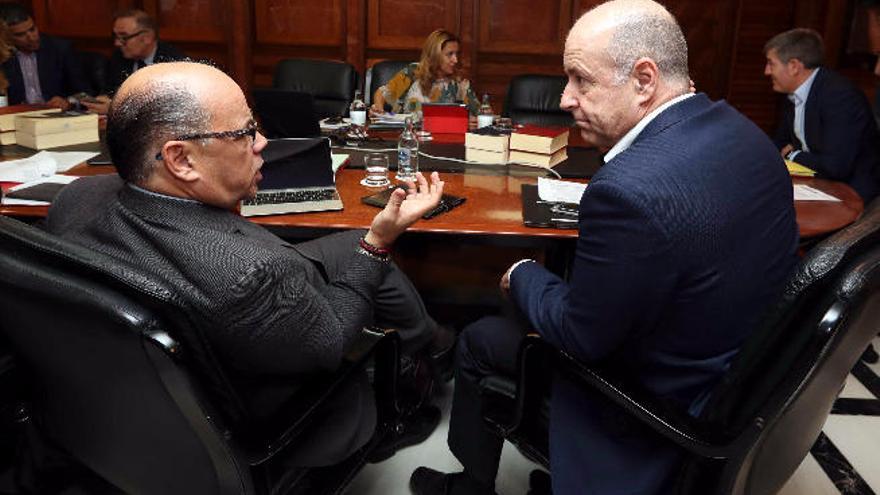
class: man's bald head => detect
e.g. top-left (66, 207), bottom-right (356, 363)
top-left (570, 0), bottom-right (689, 89)
top-left (107, 62), bottom-right (222, 184)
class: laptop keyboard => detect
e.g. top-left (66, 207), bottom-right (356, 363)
top-left (243, 189), bottom-right (337, 206)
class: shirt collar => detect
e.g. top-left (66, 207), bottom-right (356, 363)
top-left (127, 182), bottom-right (200, 204)
top-left (603, 92), bottom-right (695, 163)
top-left (788, 67), bottom-right (820, 106)
top-left (15, 50), bottom-right (36, 60)
top-left (143, 44), bottom-right (158, 65)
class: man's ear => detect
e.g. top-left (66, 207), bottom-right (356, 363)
top-left (632, 57), bottom-right (659, 101)
top-left (160, 141), bottom-right (200, 183)
top-left (787, 57), bottom-right (805, 75)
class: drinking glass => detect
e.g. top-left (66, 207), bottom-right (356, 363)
top-left (360, 153), bottom-right (391, 187)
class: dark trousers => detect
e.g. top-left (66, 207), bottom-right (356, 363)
top-left (279, 230), bottom-right (438, 466)
top-left (293, 229), bottom-right (438, 354)
top-left (448, 314), bottom-right (528, 487)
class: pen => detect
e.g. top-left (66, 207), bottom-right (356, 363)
top-left (550, 217), bottom-right (578, 224)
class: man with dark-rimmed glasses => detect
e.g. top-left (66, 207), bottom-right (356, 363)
top-left (81, 8), bottom-right (184, 115)
top-left (46, 61), bottom-right (453, 468)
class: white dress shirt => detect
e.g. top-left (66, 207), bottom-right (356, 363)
top-left (604, 92), bottom-right (695, 163)
top-left (787, 67), bottom-right (820, 160)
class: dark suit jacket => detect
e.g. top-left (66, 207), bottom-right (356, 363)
top-left (510, 94), bottom-right (799, 494)
top-left (773, 68), bottom-right (880, 202)
top-left (2, 34), bottom-right (88, 104)
top-left (104, 40), bottom-right (185, 95)
top-left (45, 174), bottom-right (383, 465)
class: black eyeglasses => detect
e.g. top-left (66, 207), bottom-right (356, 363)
top-left (154, 121), bottom-right (260, 161)
top-left (113, 30), bottom-right (147, 44)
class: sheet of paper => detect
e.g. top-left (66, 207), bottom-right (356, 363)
top-left (537, 177), bottom-right (587, 204)
top-left (793, 184), bottom-right (841, 202)
top-left (45, 151), bottom-right (100, 172)
top-left (320, 117), bottom-right (350, 131)
top-left (2, 174), bottom-right (79, 206)
top-left (371, 113), bottom-right (410, 124)
top-left (331, 153), bottom-right (348, 173)
top-left (0, 151), bottom-right (57, 182)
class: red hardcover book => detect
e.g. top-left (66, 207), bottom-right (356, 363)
top-left (509, 125), bottom-right (570, 154)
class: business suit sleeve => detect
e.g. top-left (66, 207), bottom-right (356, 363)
top-left (772, 102), bottom-right (795, 150)
top-left (789, 86), bottom-right (873, 181)
top-left (214, 251), bottom-right (388, 376)
top-left (509, 181), bottom-right (677, 362)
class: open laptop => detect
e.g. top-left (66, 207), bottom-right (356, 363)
top-left (422, 102), bottom-right (468, 134)
top-left (240, 137), bottom-right (343, 217)
top-left (252, 89), bottom-right (321, 139)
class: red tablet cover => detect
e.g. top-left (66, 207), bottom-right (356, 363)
top-left (422, 103), bottom-right (468, 134)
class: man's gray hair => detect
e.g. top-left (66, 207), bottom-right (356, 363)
top-left (106, 80), bottom-right (209, 185)
top-left (764, 28), bottom-right (824, 69)
top-left (606, 11), bottom-right (689, 86)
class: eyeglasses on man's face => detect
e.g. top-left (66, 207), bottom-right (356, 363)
top-left (155, 121), bottom-right (260, 161)
top-left (113, 29), bottom-right (147, 44)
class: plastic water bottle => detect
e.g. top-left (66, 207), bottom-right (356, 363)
top-left (396, 117), bottom-right (419, 181)
top-left (347, 89), bottom-right (368, 145)
top-left (477, 93), bottom-right (494, 129)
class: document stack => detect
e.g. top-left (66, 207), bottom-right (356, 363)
top-left (0, 105), bottom-right (61, 145)
top-left (509, 125), bottom-right (569, 168)
top-left (464, 126), bottom-right (510, 164)
top-left (15, 112), bottom-right (99, 150)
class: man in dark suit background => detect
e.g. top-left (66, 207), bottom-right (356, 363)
top-left (81, 9), bottom-right (185, 114)
top-left (765, 28), bottom-right (880, 203)
top-left (410, 0), bottom-right (799, 494)
top-left (0, 3), bottom-right (88, 110)
top-left (47, 61), bottom-right (449, 466)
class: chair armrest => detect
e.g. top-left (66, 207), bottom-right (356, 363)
top-left (554, 347), bottom-right (740, 459)
top-left (242, 327), bottom-right (398, 465)
top-left (481, 334), bottom-right (552, 437)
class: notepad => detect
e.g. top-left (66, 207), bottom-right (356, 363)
top-left (537, 177), bottom-right (587, 204)
top-left (785, 160), bottom-right (816, 177)
top-left (793, 184), bottom-right (840, 202)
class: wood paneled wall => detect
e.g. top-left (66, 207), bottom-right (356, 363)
top-left (14, 0), bottom-right (872, 132)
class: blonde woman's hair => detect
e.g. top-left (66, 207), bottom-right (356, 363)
top-left (414, 29), bottom-right (461, 94)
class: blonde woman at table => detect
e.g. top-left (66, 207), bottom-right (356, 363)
top-left (371, 29), bottom-right (479, 116)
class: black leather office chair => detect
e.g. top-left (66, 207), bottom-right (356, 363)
top-left (502, 74), bottom-right (573, 127)
top-left (76, 51), bottom-right (110, 96)
top-left (365, 60), bottom-right (410, 109)
top-left (273, 59), bottom-right (359, 121)
top-left (481, 199), bottom-right (880, 494)
top-left (0, 340), bottom-right (20, 486)
top-left (0, 215), bottom-right (403, 494)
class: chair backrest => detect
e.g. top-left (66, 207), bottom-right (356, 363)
top-left (502, 74), bottom-right (573, 128)
top-left (366, 60), bottom-right (411, 108)
top-left (76, 50), bottom-right (110, 96)
top-left (0, 216), bottom-right (252, 494)
top-left (692, 199), bottom-right (880, 494)
top-left (273, 59), bottom-right (358, 120)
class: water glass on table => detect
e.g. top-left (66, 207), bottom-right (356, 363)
top-left (361, 152), bottom-right (391, 188)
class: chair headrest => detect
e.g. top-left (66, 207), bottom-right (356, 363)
top-left (273, 59), bottom-right (357, 101)
top-left (0, 215), bottom-right (250, 428)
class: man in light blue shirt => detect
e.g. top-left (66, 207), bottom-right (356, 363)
top-left (765, 28), bottom-right (880, 202)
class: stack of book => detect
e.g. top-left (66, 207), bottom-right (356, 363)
top-left (15, 112), bottom-right (99, 150)
top-left (509, 125), bottom-right (569, 168)
top-left (0, 105), bottom-right (61, 145)
top-left (464, 126), bottom-right (511, 164)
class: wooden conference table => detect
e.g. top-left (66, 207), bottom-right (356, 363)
top-left (0, 134), bottom-right (865, 240)
top-left (0, 133), bottom-right (864, 323)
